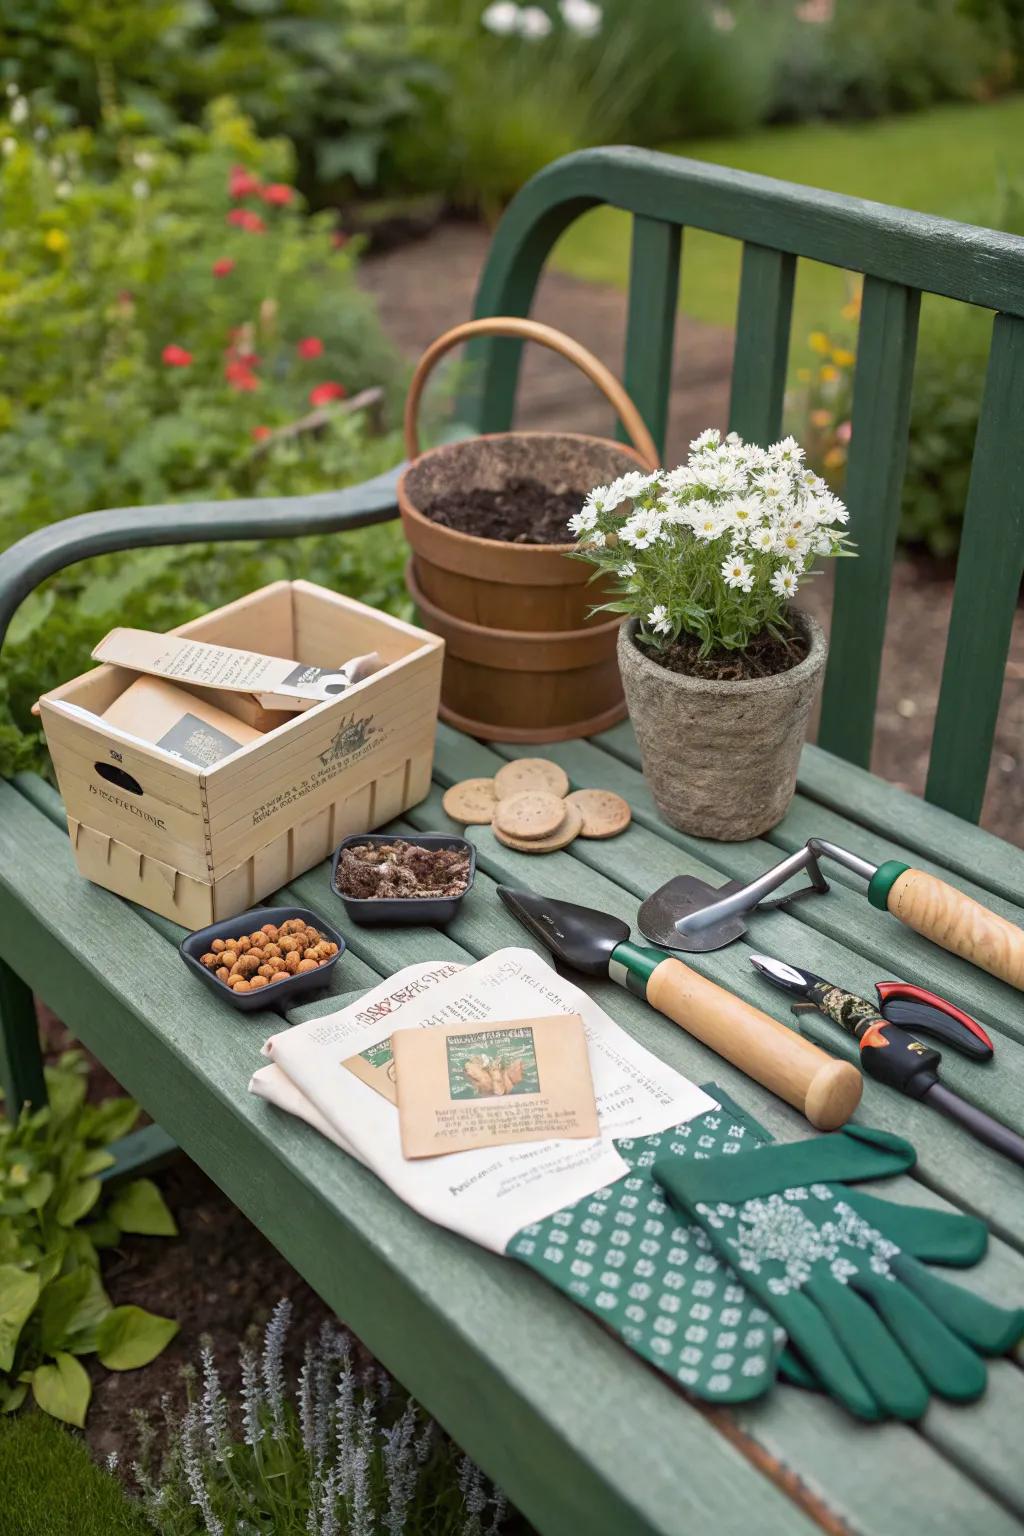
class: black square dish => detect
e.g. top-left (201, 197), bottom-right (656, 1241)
top-left (179, 905), bottom-right (346, 1012)
top-left (330, 833), bottom-right (476, 926)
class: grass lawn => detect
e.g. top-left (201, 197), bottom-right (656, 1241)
top-left (0, 1412), bottom-right (148, 1536)
top-left (552, 95), bottom-right (1024, 349)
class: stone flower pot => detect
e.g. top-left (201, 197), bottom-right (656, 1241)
top-left (618, 612), bottom-right (827, 841)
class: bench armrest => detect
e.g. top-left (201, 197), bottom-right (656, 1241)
top-left (0, 464), bottom-right (403, 658)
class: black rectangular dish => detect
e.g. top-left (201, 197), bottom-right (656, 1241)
top-left (330, 832), bottom-right (476, 926)
top-left (179, 905), bottom-right (346, 1013)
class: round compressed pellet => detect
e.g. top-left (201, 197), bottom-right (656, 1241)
top-left (494, 758), bottom-right (569, 801)
top-left (442, 777), bottom-right (498, 825)
top-left (492, 799), bottom-right (582, 854)
top-left (565, 788), bottom-right (632, 839)
top-left (493, 790), bottom-right (567, 841)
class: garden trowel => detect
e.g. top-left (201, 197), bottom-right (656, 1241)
top-left (496, 885), bottom-right (862, 1130)
top-left (637, 838), bottom-right (1024, 993)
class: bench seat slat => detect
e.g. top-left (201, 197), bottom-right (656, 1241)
top-left (4, 778), bottom-right (1023, 1534)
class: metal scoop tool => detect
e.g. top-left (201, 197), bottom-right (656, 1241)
top-left (638, 838), bottom-right (1024, 993)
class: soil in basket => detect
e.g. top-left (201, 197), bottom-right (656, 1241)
top-left (639, 624), bottom-right (809, 682)
top-left (336, 839), bottom-right (471, 899)
top-left (423, 476), bottom-right (586, 544)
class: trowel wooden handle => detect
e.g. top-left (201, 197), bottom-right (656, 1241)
top-left (885, 868), bottom-right (1024, 991)
top-left (646, 957), bottom-right (863, 1130)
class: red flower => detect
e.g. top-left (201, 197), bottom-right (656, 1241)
top-left (229, 164), bottom-right (262, 200)
top-left (250, 425), bottom-right (272, 442)
top-left (161, 344), bottom-right (193, 367)
top-left (309, 381), bottom-right (347, 406)
top-left (260, 182), bottom-right (294, 206)
top-left (225, 360), bottom-right (260, 392)
top-left (296, 336), bottom-right (323, 359)
top-left (331, 230), bottom-right (349, 249)
top-left (226, 209), bottom-right (265, 233)
top-left (212, 258), bottom-right (235, 278)
top-left (231, 351), bottom-right (261, 369)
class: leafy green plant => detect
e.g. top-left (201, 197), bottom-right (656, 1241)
top-left (0, 90), bottom-right (413, 777)
top-left (0, 1409), bottom-right (150, 1535)
top-left (1, 1052), bottom-right (178, 1427)
top-left (131, 1297), bottom-right (517, 1536)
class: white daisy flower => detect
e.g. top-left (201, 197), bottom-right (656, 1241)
top-left (664, 464), bottom-right (698, 494)
top-left (724, 497), bottom-right (759, 530)
top-left (608, 470), bottom-right (658, 504)
top-left (9, 96), bottom-right (28, 125)
top-left (721, 555), bottom-right (755, 592)
top-left (482, 0), bottom-right (521, 32)
top-left (749, 526), bottom-right (775, 553)
top-left (1, 137), bottom-right (16, 157)
top-left (621, 509), bottom-right (664, 549)
top-left (517, 6), bottom-right (553, 37)
top-left (774, 527), bottom-right (811, 559)
top-left (755, 473), bottom-right (789, 502)
top-left (769, 436), bottom-right (805, 466)
top-left (771, 565), bottom-right (800, 598)
top-left (647, 604), bottom-right (672, 635)
top-left (587, 529), bottom-right (606, 547)
top-left (559, 0), bottom-right (602, 35)
top-left (690, 427), bottom-right (721, 453)
top-left (688, 501), bottom-right (726, 541)
top-left (568, 505), bottom-right (598, 536)
top-left (619, 560), bottom-right (637, 577)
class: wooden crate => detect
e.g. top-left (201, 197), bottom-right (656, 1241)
top-left (38, 581), bottom-right (444, 928)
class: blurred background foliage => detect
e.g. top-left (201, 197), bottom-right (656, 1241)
top-left (1, 0), bottom-right (1023, 773)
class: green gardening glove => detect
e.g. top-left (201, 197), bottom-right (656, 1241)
top-left (655, 1126), bottom-right (1024, 1422)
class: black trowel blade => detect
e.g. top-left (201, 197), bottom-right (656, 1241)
top-left (496, 887), bottom-right (631, 976)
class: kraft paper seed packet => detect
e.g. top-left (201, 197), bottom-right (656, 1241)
top-left (391, 1013), bottom-right (599, 1159)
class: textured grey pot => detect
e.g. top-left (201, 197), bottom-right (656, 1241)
top-left (618, 612), bottom-right (827, 841)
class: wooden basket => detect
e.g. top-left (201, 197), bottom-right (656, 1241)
top-left (398, 317), bottom-right (659, 741)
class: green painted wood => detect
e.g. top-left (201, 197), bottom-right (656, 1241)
top-left (3, 762), bottom-right (1024, 1527)
top-left (727, 243), bottom-right (795, 445)
top-left (619, 216), bottom-right (682, 459)
top-left (818, 277), bottom-right (921, 766)
top-left (101, 1123), bottom-right (180, 1183)
top-left (926, 312), bottom-right (1024, 820)
top-left (0, 952), bottom-right (45, 1114)
top-left (795, 745), bottom-right (1024, 909)
top-left (0, 781), bottom-right (821, 1536)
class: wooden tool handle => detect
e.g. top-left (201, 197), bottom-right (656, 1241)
top-left (887, 868), bottom-right (1024, 990)
top-left (403, 316), bottom-right (661, 468)
top-left (646, 957), bottom-right (863, 1130)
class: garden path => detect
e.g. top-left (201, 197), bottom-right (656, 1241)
top-left (359, 221), bottom-right (1024, 846)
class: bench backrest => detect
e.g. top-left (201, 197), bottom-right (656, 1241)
top-left (459, 148), bottom-right (1024, 825)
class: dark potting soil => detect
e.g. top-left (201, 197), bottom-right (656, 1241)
top-left (335, 838), bottom-right (471, 899)
top-left (422, 476), bottom-right (586, 544)
top-left (639, 624), bottom-right (810, 682)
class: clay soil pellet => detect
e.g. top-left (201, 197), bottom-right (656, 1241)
top-left (336, 839), bottom-right (471, 900)
top-left (199, 918), bottom-right (339, 994)
top-left (422, 477), bottom-right (587, 545)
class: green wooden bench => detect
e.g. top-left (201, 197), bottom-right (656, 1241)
top-left (2, 147), bottom-right (1024, 1535)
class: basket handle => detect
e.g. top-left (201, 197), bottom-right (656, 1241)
top-left (403, 316), bottom-right (661, 469)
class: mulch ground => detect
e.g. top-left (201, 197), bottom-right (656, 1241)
top-left (20, 219), bottom-right (1024, 1476)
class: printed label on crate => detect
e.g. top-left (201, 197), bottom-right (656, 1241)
top-left (157, 712), bottom-right (250, 767)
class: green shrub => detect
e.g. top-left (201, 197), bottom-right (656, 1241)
top-left (1, 1053), bottom-right (178, 1426)
top-left (0, 1410), bottom-right (149, 1536)
top-left (133, 1297), bottom-right (518, 1536)
top-left (0, 91), bottom-right (412, 778)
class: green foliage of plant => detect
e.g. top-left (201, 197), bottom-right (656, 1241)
top-left (0, 1409), bottom-right (150, 1536)
top-left (133, 1297), bottom-right (519, 1536)
top-left (0, 1053), bottom-right (178, 1426)
top-left (0, 90), bottom-right (412, 778)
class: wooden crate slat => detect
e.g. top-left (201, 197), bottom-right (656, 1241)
top-left (728, 242), bottom-right (795, 446)
top-left (818, 276), bottom-right (921, 765)
top-left (926, 312), bottom-right (1024, 820)
top-left (619, 215), bottom-right (682, 460)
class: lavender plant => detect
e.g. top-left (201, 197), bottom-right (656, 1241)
top-left (130, 1299), bottom-right (514, 1536)
top-left (570, 429), bottom-right (853, 655)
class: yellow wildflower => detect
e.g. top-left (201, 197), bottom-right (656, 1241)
top-left (808, 330), bottom-right (830, 355)
top-left (832, 347), bottom-right (855, 368)
top-left (841, 298), bottom-right (861, 321)
top-left (43, 228), bottom-right (68, 253)
top-left (810, 408), bottom-right (832, 428)
top-left (820, 364), bottom-right (839, 383)
top-left (824, 446), bottom-right (846, 469)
